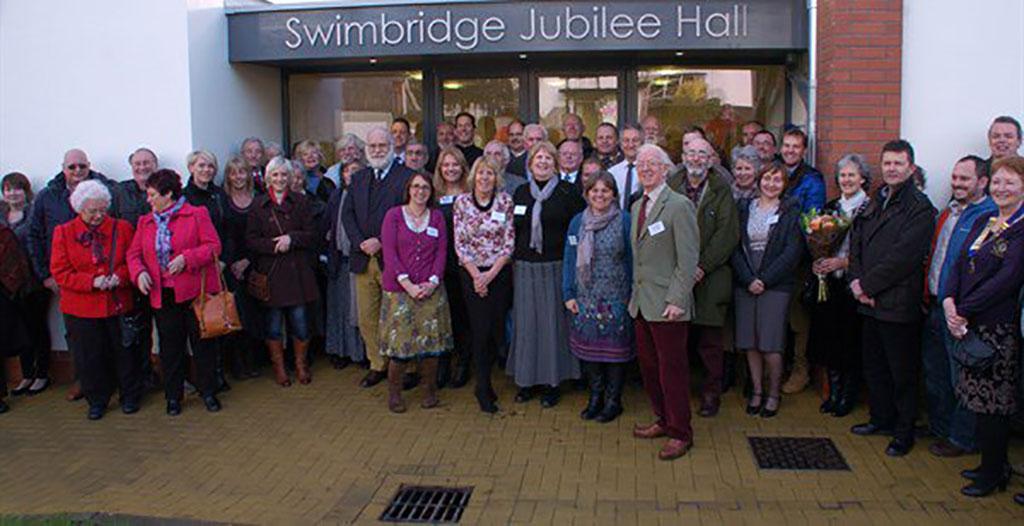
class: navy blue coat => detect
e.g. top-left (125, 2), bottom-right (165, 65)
top-left (340, 161), bottom-right (414, 274)
top-left (27, 170), bottom-right (118, 280)
top-left (731, 197), bottom-right (804, 292)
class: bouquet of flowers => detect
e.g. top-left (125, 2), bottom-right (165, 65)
top-left (800, 209), bottom-right (852, 302)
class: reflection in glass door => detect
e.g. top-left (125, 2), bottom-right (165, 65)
top-left (538, 75), bottom-right (618, 144)
top-left (442, 77), bottom-right (520, 148)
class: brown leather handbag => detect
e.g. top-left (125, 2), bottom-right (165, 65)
top-left (246, 207), bottom-right (283, 302)
top-left (192, 267), bottom-right (242, 339)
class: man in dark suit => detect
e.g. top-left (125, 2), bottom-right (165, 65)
top-left (848, 139), bottom-right (937, 457)
top-left (342, 126), bottom-right (414, 388)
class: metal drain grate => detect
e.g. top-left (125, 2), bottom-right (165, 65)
top-left (748, 436), bottom-right (851, 471)
top-left (380, 485), bottom-right (472, 523)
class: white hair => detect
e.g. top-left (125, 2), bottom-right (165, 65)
top-left (484, 140), bottom-right (510, 166)
top-left (524, 123), bottom-right (548, 141)
top-left (637, 144), bottom-right (673, 167)
top-left (265, 156), bottom-right (292, 176)
top-left (335, 133), bottom-right (365, 152)
top-left (69, 180), bottom-right (111, 213)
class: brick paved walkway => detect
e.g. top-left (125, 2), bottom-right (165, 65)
top-left (1, 363), bottom-right (1022, 524)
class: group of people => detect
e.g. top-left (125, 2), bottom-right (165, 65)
top-left (2, 110), bottom-right (1023, 503)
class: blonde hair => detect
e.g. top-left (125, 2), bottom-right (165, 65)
top-left (293, 139), bottom-right (323, 165)
top-left (186, 150), bottom-right (218, 175)
top-left (467, 157), bottom-right (505, 194)
top-left (223, 156), bottom-right (253, 198)
top-left (432, 146), bottom-right (470, 196)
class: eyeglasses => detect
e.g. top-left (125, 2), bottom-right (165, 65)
top-left (67, 164), bottom-right (88, 170)
top-left (410, 184), bottom-right (431, 191)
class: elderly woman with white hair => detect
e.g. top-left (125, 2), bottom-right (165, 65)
top-left (325, 134), bottom-right (366, 186)
top-left (484, 139), bottom-right (527, 194)
top-left (730, 145), bottom-right (762, 202)
top-left (50, 180), bottom-right (141, 420)
top-left (809, 153), bottom-right (872, 417)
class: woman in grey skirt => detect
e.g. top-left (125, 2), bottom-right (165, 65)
top-left (324, 161), bottom-right (366, 367)
top-left (730, 162), bottom-right (804, 418)
top-left (509, 141), bottom-right (586, 407)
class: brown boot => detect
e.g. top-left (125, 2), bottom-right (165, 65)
top-left (293, 339), bottom-right (312, 385)
top-left (420, 357), bottom-right (439, 409)
top-left (782, 350), bottom-right (809, 394)
top-left (387, 362), bottom-right (406, 413)
top-left (266, 340), bottom-right (292, 387)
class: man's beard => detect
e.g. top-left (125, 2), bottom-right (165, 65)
top-left (684, 162), bottom-right (708, 179)
top-left (367, 151), bottom-right (395, 170)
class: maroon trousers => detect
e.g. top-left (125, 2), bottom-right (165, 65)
top-left (635, 314), bottom-right (692, 442)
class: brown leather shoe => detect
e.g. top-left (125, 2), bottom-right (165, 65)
top-left (360, 370), bottom-right (386, 388)
top-left (928, 439), bottom-right (968, 458)
top-left (65, 382), bottom-right (83, 402)
top-left (658, 438), bottom-right (692, 460)
top-left (698, 394), bottom-right (720, 417)
top-left (633, 422), bottom-right (667, 439)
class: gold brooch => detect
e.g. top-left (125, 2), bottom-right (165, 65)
top-left (993, 239), bottom-right (1008, 258)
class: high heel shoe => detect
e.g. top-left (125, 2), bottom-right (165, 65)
top-left (960, 472), bottom-right (1009, 497)
top-left (961, 463), bottom-right (1010, 481)
top-left (760, 396), bottom-right (780, 418)
top-left (746, 393), bottom-right (763, 415)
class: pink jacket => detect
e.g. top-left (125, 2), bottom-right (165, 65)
top-left (127, 203), bottom-right (222, 309)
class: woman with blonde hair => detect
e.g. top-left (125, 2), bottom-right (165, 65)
top-left (433, 146), bottom-right (472, 388)
top-left (221, 156), bottom-right (262, 379)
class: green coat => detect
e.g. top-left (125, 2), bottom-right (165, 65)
top-left (667, 169), bottom-right (739, 327)
top-left (628, 186), bottom-right (700, 322)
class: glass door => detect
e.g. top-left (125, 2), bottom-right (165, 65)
top-left (441, 77), bottom-right (522, 148)
top-left (536, 73), bottom-right (620, 144)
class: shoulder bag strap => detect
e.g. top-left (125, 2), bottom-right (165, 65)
top-left (107, 223), bottom-right (125, 314)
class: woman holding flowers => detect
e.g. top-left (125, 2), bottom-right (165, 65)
top-left (808, 154), bottom-right (871, 417)
top-left (730, 161), bottom-right (803, 417)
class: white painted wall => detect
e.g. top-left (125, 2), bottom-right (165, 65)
top-left (1, 0), bottom-right (281, 350)
top-left (901, 0), bottom-right (1024, 205)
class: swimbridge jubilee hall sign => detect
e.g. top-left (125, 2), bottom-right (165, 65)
top-left (228, 1), bottom-right (806, 62)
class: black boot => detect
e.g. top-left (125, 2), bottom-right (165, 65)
top-left (833, 371), bottom-right (858, 417)
top-left (820, 368), bottom-right (841, 414)
top-left (722, 352), bottom-right (736, 394)
top-left (436, 354), bottom-right (451, 389)
top-left (580, 362), bottom-right (604, 420)
top-left (596, 363), bottom-right (624, 423)
top-left (451, 358), bottom-right (470, 389)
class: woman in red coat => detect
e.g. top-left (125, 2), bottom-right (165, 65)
top-left (127, 169), bottom-right (223, 416)
top-left (50, 180), bottom-right (139, 420)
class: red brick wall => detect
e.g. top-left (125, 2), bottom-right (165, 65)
top-left (815, 0), bottom-right (903, 195)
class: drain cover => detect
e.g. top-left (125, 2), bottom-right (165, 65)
top-left (748, 436), bottom-right (850, 471)
top-left (380, 485), bottom-right (472, 523)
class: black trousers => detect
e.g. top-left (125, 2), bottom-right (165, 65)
top-left (446, 268), bottom-right (471, 365)
top-left (64, 314), bottom-right (141, 408)
top-left (862, 316), bottom-right (920, 440)
top-left (460, 266), bottom-right (512, 398)
top-left (129, 295), bottom-right (154, 382)
top-left (17, 289), bottom-right (51, 379)
top-left (153, 289), bottom-right (217, 401)
top-left (975, 412), bottom-right (1011, 484)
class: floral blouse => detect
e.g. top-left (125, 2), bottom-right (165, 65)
top-left (453, 192), bottom-right (515, 268)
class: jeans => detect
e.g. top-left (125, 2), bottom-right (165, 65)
top-left (265, 304), bottom-right (310, 341)
top-left (922, 301), bottom-right (976, 450)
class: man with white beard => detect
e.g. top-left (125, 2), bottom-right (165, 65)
top-left (342, 127), bottom-right (415, 388)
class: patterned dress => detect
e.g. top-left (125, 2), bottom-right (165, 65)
top-left (565, 213), bottom-right (633, 362)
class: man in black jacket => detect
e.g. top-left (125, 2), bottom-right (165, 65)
top-left (342, 127), bottom-right (414, 388)
top-left (848, 140), bottom-right (937, 457)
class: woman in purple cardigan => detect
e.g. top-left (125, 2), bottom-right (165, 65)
top-left (379, 172), bottom-right (453, 413)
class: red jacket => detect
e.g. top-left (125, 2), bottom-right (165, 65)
top-left (127, 202), bottom-right (222, 309)
top-left (50, 216), bottom-right (135, 318)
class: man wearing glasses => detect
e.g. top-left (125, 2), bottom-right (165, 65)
top-left (667, 137), bottom-right (740, 417)
top-left (28, 148), bottom-right (118, 402)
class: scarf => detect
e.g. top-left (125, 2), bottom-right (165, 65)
top-left (528, 176), bottom-right (559, 254)
top-left (839, 189), bottom-right (867, 217)
top-left (335, 189), bottom-right (351, 256)
top-left (576, 205), bottom-right (620, 288)
top-left (153, 196), bottom-right (185, 270)
top-left (76, 220), bottom-right (108, 267)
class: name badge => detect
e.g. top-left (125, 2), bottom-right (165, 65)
top-left (490, 211), bottom-right (506, 222)
top-left (439, 195), bottom-right (455, 205)
top-left (426, 226), bottom-right (439, 238)
top-left (568, 235), bottom-right (578, 246)
top-left (513, 205), bottom-right (527, 216)
top-left (647, 221), bottom-right (666, 236)
top-left (766, 215), bottom-right (779, 226)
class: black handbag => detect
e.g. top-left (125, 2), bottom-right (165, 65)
top-left (950, 330), bottom-right (997, 370)
top-left (108, 225), bottom-right (144, 349)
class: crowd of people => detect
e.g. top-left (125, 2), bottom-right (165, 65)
top-left (1, 110), bottom-right (1023, 503)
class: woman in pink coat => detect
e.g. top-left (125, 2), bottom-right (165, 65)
top-left (127, 169), bottom-right (223, 416)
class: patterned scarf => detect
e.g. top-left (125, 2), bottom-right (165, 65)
top-left (576, 205), bottom-right (620, 288)
top-left (153, 196), bottom-right (185, 269)
top-left (76, 220), bottom-right (108, 267)
top-left (528, 176), bottom-right (559, 254)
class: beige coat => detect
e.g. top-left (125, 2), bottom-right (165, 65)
top-left (628, 186), bottom-right (700, 322)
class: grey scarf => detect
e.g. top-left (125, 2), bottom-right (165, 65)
top-left (576, 205), bottom-right (620, 287)
top-left (528, 176), bottom-right (559, 254)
